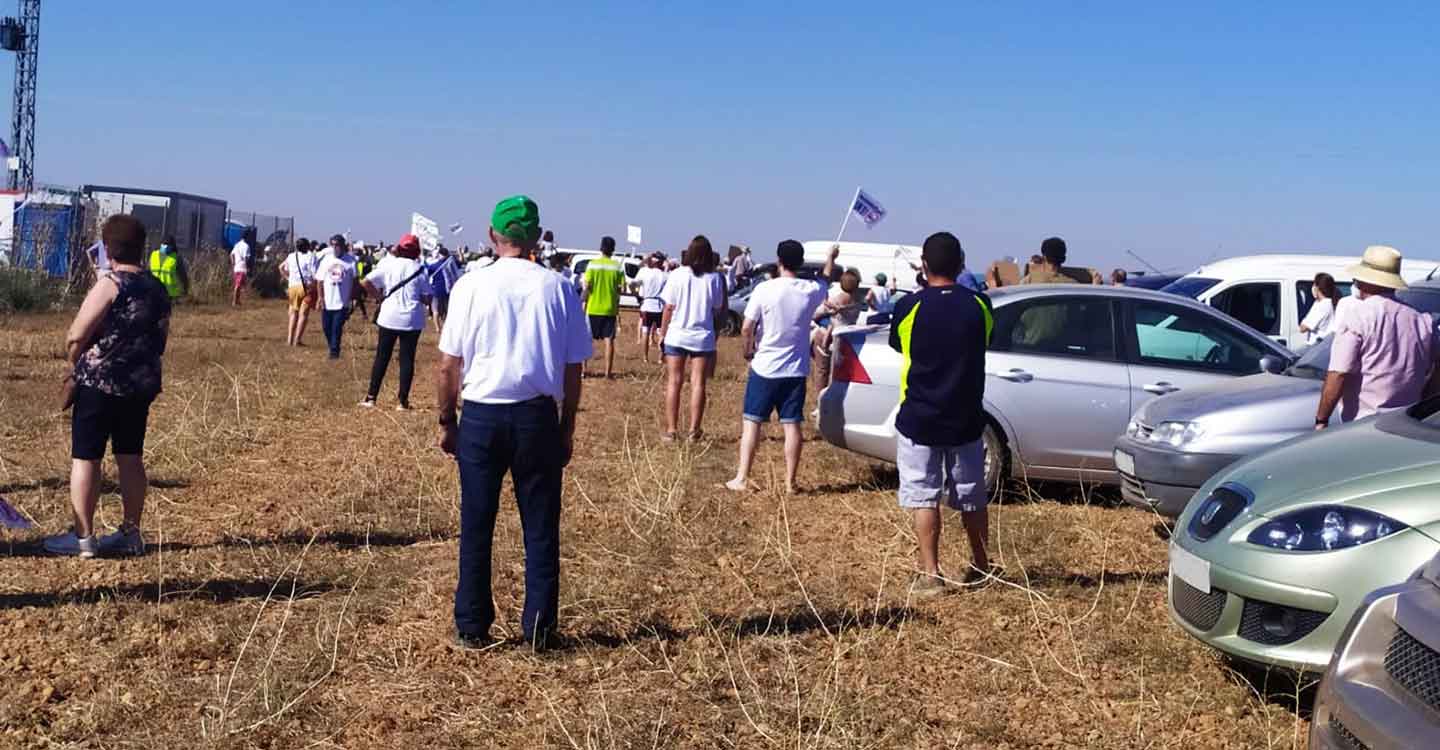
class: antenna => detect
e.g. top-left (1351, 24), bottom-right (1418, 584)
top-left (1125, 249), bottom-right (1163, 274)
top-left (3, 0), bottom-right (39, 193)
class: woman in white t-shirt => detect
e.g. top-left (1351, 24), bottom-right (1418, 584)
top-left (358, 234), bottom-right (433, 410)
top-left (659, 236), bottom-right (727, 441)
top-left (1299, 272), bottom-right (1339, 345)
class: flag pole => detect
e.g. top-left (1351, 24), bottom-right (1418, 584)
top-left (835, 186), bottom-right (861, 243)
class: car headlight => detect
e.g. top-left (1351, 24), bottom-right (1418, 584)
top-left (1247, 506), bottom-right (1408, 551)
top-left (1150, 421), bottom-right (1204, 448)
top-left (1125, 419), bottom-right (1140, 437)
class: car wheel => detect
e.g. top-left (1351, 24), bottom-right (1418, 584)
top-left (722, 311), bottom-right (742, 336)
top-left (982, 422), bottom-right (1008, 498)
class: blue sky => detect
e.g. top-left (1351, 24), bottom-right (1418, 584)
top-left (12, 1), bottom-right (1439, 270)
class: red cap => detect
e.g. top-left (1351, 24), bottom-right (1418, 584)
top-left (397, 234), bottom-right (421, 250)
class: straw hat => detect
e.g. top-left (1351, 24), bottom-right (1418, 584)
top-left (1348, 245), bottom-right (1408, 290)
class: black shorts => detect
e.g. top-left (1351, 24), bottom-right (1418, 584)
top-left (72, 385), bottom-right (154, 460)
top-left (589, 315), bottom-right (617, 340)
top-left (640, 311), bottom-right (663, 329)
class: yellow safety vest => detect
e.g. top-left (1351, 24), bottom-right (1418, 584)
top-left (149, 250), bottom-right (182, 298)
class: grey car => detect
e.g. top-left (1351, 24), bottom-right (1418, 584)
top-left (817, 285), bottom-right (1293, 493)
top-left (1117, 281), bottom-right (1440, 518)
top-left (1310, 551), bottom-right (1440, 748)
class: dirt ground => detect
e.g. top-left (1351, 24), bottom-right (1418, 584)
top-left (0, 301), bottom-right (1313, 748)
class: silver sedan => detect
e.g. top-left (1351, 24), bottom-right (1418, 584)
top-left (816, 285), bottom-right (1293, 494)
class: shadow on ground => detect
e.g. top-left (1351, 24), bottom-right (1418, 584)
top-left (571, 604), bottom-right (932, 649)
top-left (1224, 657), bottom-right (1320, 719)
top-left (0, 577), bottom-right (337, 610)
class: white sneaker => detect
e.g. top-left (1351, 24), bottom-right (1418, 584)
top-left (97, 524), bottom-right (145, 557)
top-left (43, 530), bottom-right (98, 559)
top-left (358, 399), bottom-right (376, 408)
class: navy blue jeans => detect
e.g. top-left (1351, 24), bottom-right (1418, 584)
top-left (321, 308), bottom-right (348, 357)
top-left (454, 398), bottom-right (564, 643)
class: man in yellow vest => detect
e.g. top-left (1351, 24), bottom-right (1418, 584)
top-left (148, 235), bottom-right (189, 301)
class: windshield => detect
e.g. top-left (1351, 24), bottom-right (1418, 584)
top-left (1161, 276), bottom-right (1221, 299)
top-left (1289, 338), bottom-right (1332, 379)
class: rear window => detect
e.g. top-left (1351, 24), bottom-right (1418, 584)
top-left (1162, 276), bottom-right (1221, 299)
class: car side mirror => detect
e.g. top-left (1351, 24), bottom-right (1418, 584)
top-left (1259, 355), bottom-right (1286, 374)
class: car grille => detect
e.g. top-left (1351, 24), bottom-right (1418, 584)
top-left (1328, 717), bottom-right (1369, 750)
top-left (1237, 599), bottom-right (1328, 645)
top-left (1119, 472), bottom-right (1150, 505)
top-left (1172, 576), bottom-right (1227, 631)
top-left (1384, 626), bottom-right (1440, 714)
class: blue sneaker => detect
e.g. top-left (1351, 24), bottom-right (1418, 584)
top-left (43, 530), bottom-right (98, 559)
top-left (97, 523), bottom-right (145, 557)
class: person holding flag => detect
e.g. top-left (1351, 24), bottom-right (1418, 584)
top-left (426, 246), bottom-right (461, 331)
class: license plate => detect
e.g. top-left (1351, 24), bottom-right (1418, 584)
top-left (1170, 544), bottom-right (1211, 594)
top-left (1114, 449), bottom-right (1136, 476)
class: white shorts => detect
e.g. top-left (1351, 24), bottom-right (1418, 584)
top-left (896, 434), bottom-right (987, 512)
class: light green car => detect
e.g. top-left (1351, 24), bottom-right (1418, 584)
top-left (1167, 402), bottom-right (1440, 673)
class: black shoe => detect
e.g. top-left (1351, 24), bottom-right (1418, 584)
top-left (524, 630), bottom-right (566, 653)
top-left (453, 631), bottom-right (496, 651)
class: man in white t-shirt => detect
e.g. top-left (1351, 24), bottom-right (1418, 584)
top-left (314, 235), bottom-right (358, 359)
top-left (230, 236), bottom-right (251, 307)
top-left (436, 195), bottom-right (592, 651)
top-left (724, 240), bottom-right (828, 494)
top-left (632, 254), bottom-right (668, 364)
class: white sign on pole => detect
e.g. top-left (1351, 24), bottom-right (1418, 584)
top-left (411, 213), bottom-right (441, 253)
top-left (626, 225), bottom-right (643, 246)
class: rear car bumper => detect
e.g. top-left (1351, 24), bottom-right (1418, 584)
top-left (1311, 578), bottom-right (1440, 750)
top-left (1113, 437), bottom-right (1239, 518)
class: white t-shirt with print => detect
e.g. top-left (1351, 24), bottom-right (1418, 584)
top-left (660, 266), bottom-right (725, 352)
top-left (635, 266), bottom-right (666, 314)
top-left (439, 257), bottom-right (593, 404)
top-left (231, 241), bottom-right (250, 273)
top-left (315, 253), bottom-right (358, 311)
top-left (368, 255), bottom-right (434, 331)
top-left (745, 277), bottom-right (828, 379)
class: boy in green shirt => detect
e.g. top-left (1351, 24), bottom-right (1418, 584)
top-left (582, 236), bottom-right (626, 378)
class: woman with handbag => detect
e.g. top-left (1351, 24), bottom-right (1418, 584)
top-left (45, 215), bottom-right (171, 558)
top-left (358, 234), bottom-right (433, 410)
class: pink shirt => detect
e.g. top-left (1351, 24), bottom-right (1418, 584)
top-left (1329, 294), bottom-right (1437, 421)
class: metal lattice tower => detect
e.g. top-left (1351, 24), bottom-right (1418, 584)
top-left (6, 0), bottom-right (39, 192)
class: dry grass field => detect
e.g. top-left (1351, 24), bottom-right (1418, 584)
top-left (1, 300), bottom-right (1314, 748)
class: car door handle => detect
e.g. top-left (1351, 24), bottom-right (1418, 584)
top-left (1143, 382), bottom-right (1180, 395)
top-left (987, 368), bottom-right (1034, 383)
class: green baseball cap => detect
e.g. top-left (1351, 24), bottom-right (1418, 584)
top-left (490, 195), bottom-right (541, 244)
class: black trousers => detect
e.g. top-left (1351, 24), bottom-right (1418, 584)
top-left (367, 326), bottom-right (421, 404)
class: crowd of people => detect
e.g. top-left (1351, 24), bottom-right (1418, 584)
top-left (43, 193), bottom-right (1439, 656)
top-left (40, 196), bottom-right (1006, 651)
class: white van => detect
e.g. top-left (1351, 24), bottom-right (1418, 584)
top-left (1165, 254), bottom-right (1440, 349)
top-left (802, 241), bottom-right (923, 291)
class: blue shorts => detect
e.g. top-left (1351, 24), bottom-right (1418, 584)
top-left (663, 344), bottom-right (715, 360)
top-left (742, 372), bottom-right (807, 424)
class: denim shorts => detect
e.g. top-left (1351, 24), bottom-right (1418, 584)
top-left (742, 372), bottom-right (806, 424)
top-left (896, 434), bottom-right (986, 512)
top-left (662, 344), bottom-right (715, 360)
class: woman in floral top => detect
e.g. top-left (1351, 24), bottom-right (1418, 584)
top-left (43, 215), bottom-right (171, 558)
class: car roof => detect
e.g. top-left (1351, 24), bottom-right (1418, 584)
top-left (1187, 253), bottom-right (1440, 278)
